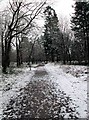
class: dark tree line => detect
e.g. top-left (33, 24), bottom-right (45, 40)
top-left (43, 6), bottom-right (72, 64)
top-left (71, 1), bottom-right (89, 65)
top-left (1, 1), bottom-right (89, 74)
top-left (43, 2), bottom-right (89, 65)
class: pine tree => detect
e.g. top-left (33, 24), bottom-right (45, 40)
top-left (43, 6), bottom-right (60, 62)
top-left (71, 2), bottom-right (89, 65)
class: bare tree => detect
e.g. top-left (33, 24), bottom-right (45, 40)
top-left (59, 16), bottom-right (73, 64)
top-left (1, 0), bottom-right (47, 73)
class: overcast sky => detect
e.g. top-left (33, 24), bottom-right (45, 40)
top-left (52, 0), bottom-right (75, 18)
top-left (0, 0), bottom-right (75, 27)
top-left (0, 0), bottom-right (75, 17)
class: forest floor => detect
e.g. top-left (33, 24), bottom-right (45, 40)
top-left (0, 63), bottom-right (88, 119)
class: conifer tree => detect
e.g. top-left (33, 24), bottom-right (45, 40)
top-left (71, 2), bottom-right (89, 64)
top-left (43, 6), bottom-right (60, 62)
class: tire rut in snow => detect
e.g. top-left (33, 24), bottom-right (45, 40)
top-left (2, 67), bottom-right (79, 119)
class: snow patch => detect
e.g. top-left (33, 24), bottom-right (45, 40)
top-left (45, 63), bottom-right (87, 118)
top-left (0, 67), bottom-right (35, 120)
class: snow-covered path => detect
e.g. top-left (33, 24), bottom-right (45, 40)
top-left (0, 63), bottom-right (87, 119)
top-left (45, 63), bottom-right (87, 118)
top-left (2, 66), bottom-right (80, 119)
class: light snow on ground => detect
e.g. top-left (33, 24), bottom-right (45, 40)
top-left (45, 63), bottom-right (87, 118)
top-left (0, 67), bottom-right (36, 120)
top-left (0, 63), bottom-right (87, 119)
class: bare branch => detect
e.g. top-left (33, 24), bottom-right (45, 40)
top-left (12, 1), bottom-right (46, 37)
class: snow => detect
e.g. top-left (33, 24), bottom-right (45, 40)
top-left (0, 67), bottom-right (36, 120)
top-left (0, 63), bottom-right (87, 119)
top-left (45, 63), bottom-right (87, 118)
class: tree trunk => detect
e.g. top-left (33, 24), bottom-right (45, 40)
top-left (19, 40), bottom-right (23, 65)
top-left (63, 50), bottom-right (66, 64)
top-left (69, 54), bottom-right (71, 64)
top-left (19, 49), bottom-right (22, 65)
top-left (63, 59), bottom-right (66, 64)
top-left (2, 44), bottom-right (11, 73)
top-left (16, 36), bottom-right (20, 67)
top-left (2, 36), bottom-right (11, 73)
top-left (88, 42), bottom-right (89, 66)
top-left (28, 41), bottom-right (35, 66)
top-left (1, 31), bottom-right (4, 67)
top-left (51, 49), bottom-right (54, 62)
top-left (86, 33), bottom-right (89, 65)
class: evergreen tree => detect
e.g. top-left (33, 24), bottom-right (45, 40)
top-left (43, 6), bottom-right (61, 62)
top-left (71, 2), bottom-right (89, 65)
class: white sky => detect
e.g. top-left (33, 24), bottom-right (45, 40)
top-left (0, 0), bottom-right (8, 10)
top-left (0, 0), bottom-right (74, 17)
top-left (38, 0), bottom-right (75, 27)
top-left (52, 0), bottom-right (75, 19)
top-left (0, 0), bottom-right (75, 27)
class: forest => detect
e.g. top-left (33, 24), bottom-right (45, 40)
top-left (0, 0), bottom-right (88, 119)
top-left (0, 0), bottom-right (89, 73)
